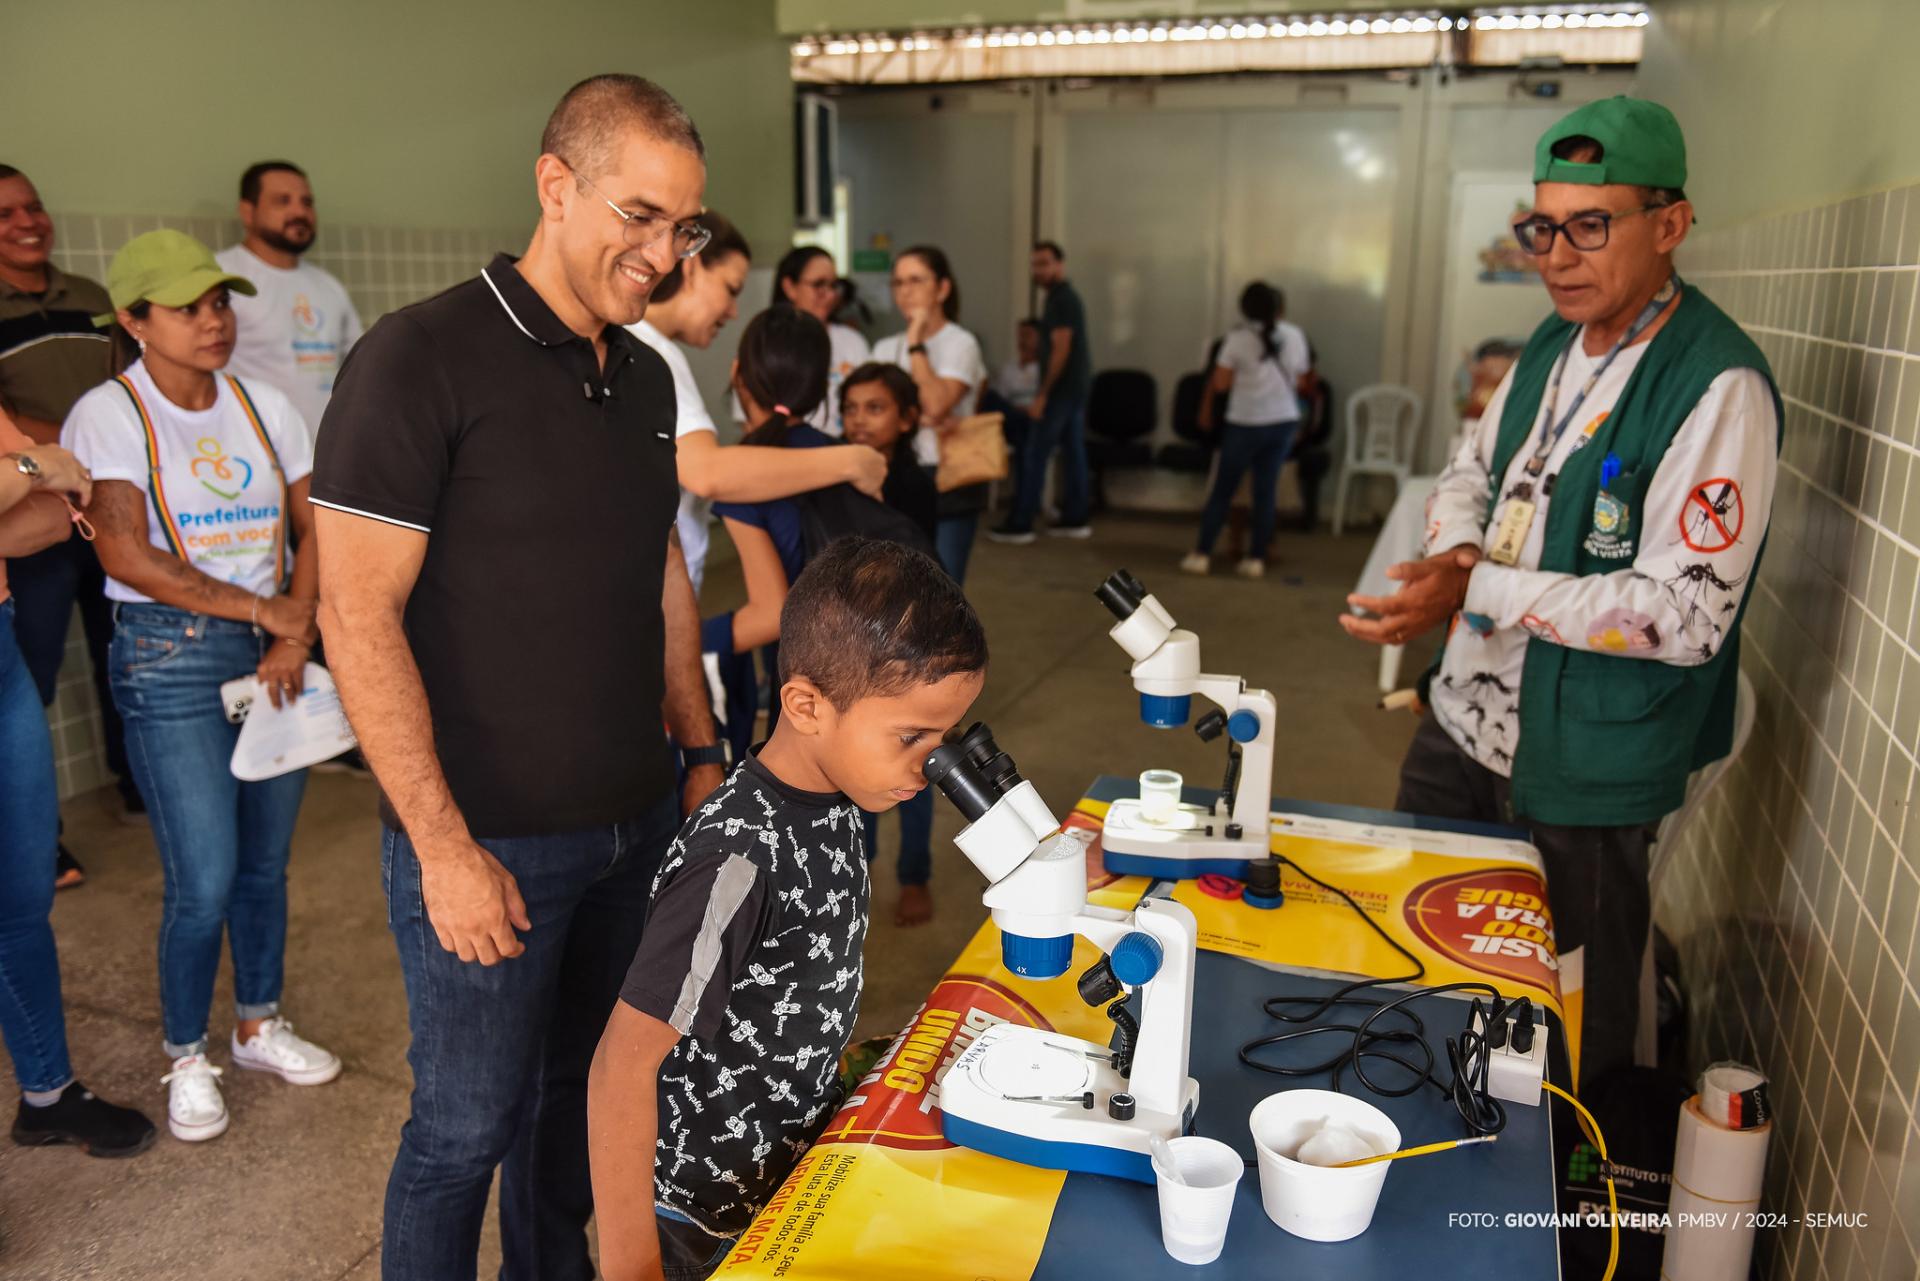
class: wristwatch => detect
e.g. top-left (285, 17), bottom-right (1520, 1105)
top-left (680, 744), bottom-right (728, 770)
top-left (5, 451), bottom-right (41, 485)
top-left (908, 342), bottom-right (928, 356)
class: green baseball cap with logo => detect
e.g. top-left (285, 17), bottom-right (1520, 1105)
top-left (1534, 95), bottom-right (1688, 190)
top-left (92, 229), bottom-right (256, 326)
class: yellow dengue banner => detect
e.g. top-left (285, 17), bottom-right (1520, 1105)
top-left (1166, 809), bottom-right (1566, 1022)
top-left (716, 919), bottom-right (1137, 1280)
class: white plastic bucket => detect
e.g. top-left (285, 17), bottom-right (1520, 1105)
top-left (1248, 1090), bottom-right (1401, 1242)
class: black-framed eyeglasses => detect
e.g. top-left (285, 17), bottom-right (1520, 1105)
top-left (561, 159), bottom-right (711, 260)
top-left (1512, 203), bottom-right (1665, 255)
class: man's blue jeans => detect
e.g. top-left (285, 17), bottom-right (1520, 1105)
top-left (379, 793), bottom-right (680, 1281)
top-left (108, 604), bottom-right (308, 1057)
top-left (1006, 394), bottom-right (1091, 532)
top-left (0, 598), bottom-right (72, 1094)
top-left (1194, 419), bottom-right (1299, 561)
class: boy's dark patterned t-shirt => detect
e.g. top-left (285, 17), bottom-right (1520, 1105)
top-left (617, 750), bottom-right (869, 1239)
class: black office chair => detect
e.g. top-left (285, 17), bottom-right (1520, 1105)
top-left (1156, 370), bottom-right (1216, 473)
top-left (1085, 368), bottom-right (1157, 510)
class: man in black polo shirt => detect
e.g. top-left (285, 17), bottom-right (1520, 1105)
top-left (309, 75), bottom-right (727, 1281)
top-left (990, 239), bottom-right (1094, 542)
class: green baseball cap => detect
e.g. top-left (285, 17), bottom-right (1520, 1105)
top-left (1534, 96), bottom-right (1687, 190)
top-left (93, 229), bottom-right (256, 326)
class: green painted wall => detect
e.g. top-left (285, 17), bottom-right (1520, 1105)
top-left (5, 0), bottom-right (792, 249)
top-left (1639, 0), bottom-right (1920, 224)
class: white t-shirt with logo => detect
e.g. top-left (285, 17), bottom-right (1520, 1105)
top-left (215, 244), bottom-right (364, 433)
top-left (629, 318), bottom-right (719, 594)
top-left (62, 360), bottom-right (314, 603)
top-left (873, 322), bottom-right (987, 468)
top-left (1216, 319), bottom-right (1310, 426)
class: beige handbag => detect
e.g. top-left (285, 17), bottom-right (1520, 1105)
top-left (935, 411), bottom-right (1009, 492)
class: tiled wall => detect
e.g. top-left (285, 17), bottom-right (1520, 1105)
top-left (42, 211), bottom-right (523, 800)
top-left (1666, 185), bottom-right (1920, 1278)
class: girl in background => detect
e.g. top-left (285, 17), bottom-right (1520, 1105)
top-left (1184, 281), bottom-right (1311, 579)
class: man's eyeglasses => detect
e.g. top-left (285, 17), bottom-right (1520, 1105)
top-left (1512, 203), bottom-right (1667, 255)
top-left (563, 161), bottom-right (711, 260)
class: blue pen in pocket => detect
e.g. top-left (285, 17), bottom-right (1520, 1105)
top-left (1585, 452), bottom-right (1635, 561)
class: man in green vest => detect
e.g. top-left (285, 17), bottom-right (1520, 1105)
top-left (1342, 97), bottom-right (1780, 1088)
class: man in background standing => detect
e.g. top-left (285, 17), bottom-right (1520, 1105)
top-left (991, 241), bottom-right (1093, 543)
top-left (217, 161), bottom-right (363, 432)
top-left (0, 165), bottom-right (139, 873)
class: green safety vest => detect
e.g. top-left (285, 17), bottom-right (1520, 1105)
top-left (1477, 285), bottom-right (1783, 827)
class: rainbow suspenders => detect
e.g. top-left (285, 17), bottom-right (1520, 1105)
top-left (112, 374), bottom-right (290, 589)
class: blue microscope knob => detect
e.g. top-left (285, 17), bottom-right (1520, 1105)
top-left (1227, 709), bottom-right (1262, 743)
top-left (1109, 932), bottom-right (1164, 986)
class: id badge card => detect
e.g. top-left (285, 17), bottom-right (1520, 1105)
top-left (1488, 498), bottom-right (1536, 566)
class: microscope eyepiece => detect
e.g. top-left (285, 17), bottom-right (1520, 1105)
top-left (926, 724), bottom-right (1023, 824)
top-left (1095, 569), bottom-right (1148, 621)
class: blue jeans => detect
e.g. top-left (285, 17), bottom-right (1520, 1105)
top-left (935, 512), bottom-right (978, 584)
top-left (7, 536), bottom-right (128, 770)
top-left (1195, 419), bottom-right (1299, 560)
top-left (380, 794), bottom-right (680, 1281)
top-left (0, 599), bottom-right (72, 1094)
top-left (1007, 394), bottom-right (1091, 532)
top-left (862, 789), bottom-right (932, 887)
top-left (108, 603), bottom-right (309, 1057)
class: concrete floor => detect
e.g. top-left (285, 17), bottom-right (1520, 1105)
top-left (0, 513), bottom-right (1429, 1280)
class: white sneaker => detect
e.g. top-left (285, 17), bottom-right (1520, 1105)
top-left (1234, 558), bottom-right (1267, 579)
top-left (162, 1054), bottom-right (228, 1142)
top-left (1046, 523), bottom-right (1093, 539)
top-left (232, 1017), bottom-right (342, 1086)
top-left (1180, 552), bottom-right (1211, 575)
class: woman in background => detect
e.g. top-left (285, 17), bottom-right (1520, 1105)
top-left (0, 408), bottom-right (156, 1157)
top-left (1184, 281), bottom-right (1311, 579)
top-left (66, 230), bottom-right (339, 1145)
top-left (634, 213), bottom-right (884, 598)
top-left (770, 247), bottom-right (871, 436)
top-left (872, 246), bottom-right (989, 584)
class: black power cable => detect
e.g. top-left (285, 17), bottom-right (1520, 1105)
top-left (1237, 854), bottom-right (1511, 1137)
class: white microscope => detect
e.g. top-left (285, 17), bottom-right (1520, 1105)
top-left (925, 724), bottom-right (1200, 1183)
top-left (1094, 569), bottom-right (1279, 878)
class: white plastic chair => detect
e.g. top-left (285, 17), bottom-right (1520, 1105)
top-left (1332, 385), bottom-right (1423, 535)
top-left (1634, 667), bottom-right (1756, 1067)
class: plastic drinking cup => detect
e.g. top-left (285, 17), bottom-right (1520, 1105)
top-left (1152, 1135), bottom-right (1243, 1265)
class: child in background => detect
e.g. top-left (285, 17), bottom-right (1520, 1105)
top-left (839, 363), bottom-right (939, 925)
top-left (588, 538), bottom-right (988, 1281)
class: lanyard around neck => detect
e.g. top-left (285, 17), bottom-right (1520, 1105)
top-left (1524, 275), bottom-right (1680, 477)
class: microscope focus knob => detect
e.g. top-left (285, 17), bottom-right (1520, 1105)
top-left (1110, 932), bottom-right (1165, 987)
top-left (1228, 709), bottom-right (1262, 743)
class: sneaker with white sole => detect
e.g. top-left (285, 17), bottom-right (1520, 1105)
top-left (231, 1017), bottom-right (342, 1086)
top-left (1180, 552), bottom-right (1211, 575)
top-left (1046, 523), bottom-right (1093, 539)
top-left (161, 1055), bottom-right (228, 1142)
top-left (1235, 558), bottom-right (1267, 579)
top-left (985, 524), bottom-right (1037, 546)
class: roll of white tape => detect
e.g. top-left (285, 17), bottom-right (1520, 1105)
top-left (1662, 1095), bottom-right (1770, 1281)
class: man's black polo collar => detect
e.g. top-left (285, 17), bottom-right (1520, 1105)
top-left (478, 252), bottom-right (639, 361)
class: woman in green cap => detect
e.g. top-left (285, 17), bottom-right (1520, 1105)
top-left (61, 229), bottom-right (340, 1144)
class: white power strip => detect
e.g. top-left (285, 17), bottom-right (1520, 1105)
top-left (1471, 1003), bottom-right (1548, 1106)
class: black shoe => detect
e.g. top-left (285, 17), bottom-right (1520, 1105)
top-left (54, 845), bottom-right (86, 891)
top-left (12, 1082), bottom-right (156, 1158)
